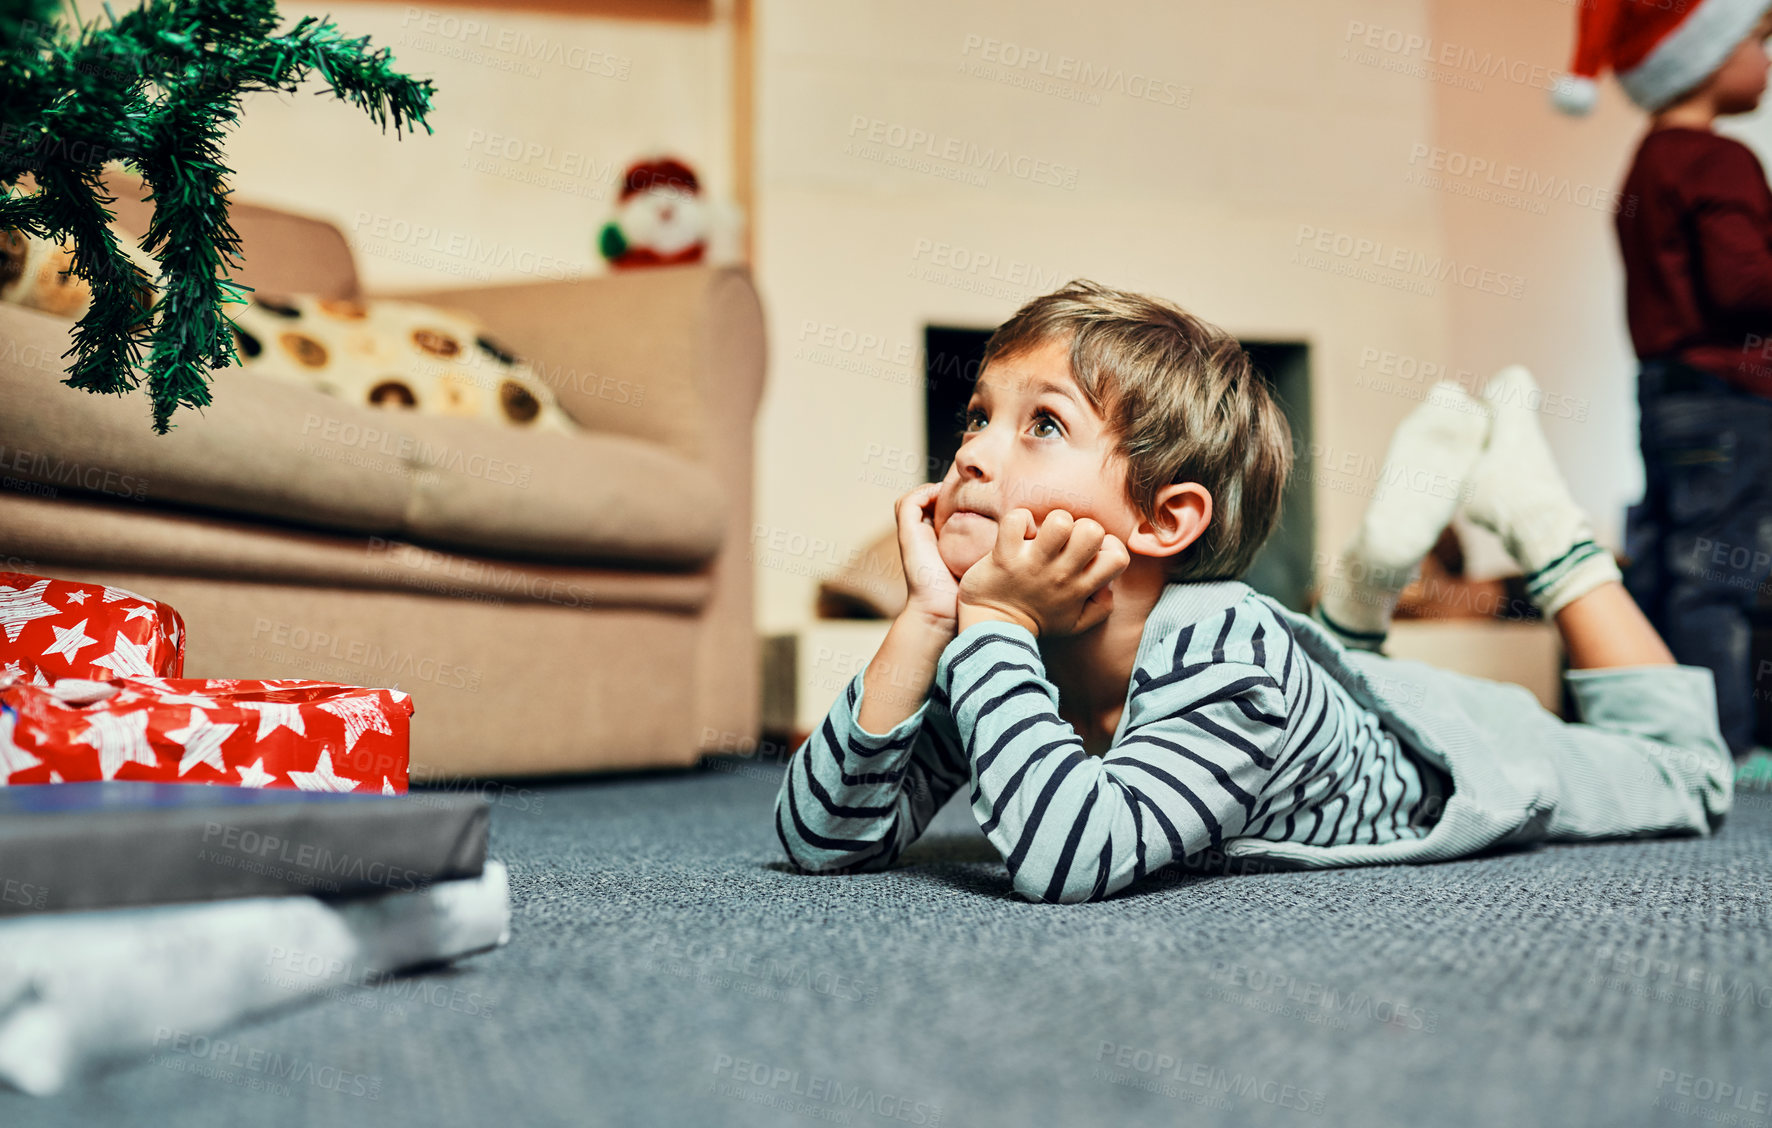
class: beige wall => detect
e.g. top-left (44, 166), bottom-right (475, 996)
top-left (197, 2), bottom-right (736, 292)
top-left (752, 0), bottom-right (1457, 632)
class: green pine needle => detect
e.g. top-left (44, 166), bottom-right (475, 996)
top-left (0, 0), bottom-right (436, 433)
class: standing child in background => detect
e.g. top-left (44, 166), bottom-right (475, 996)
top-left (1554, 0), bottom-right (1772, 762)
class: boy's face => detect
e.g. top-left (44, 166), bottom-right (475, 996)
top-left (1713, 10), bottom-right (1772, 114)
top-left (932, 336), bottom-right (1145, 579)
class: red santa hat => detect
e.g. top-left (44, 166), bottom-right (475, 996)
top-left (1552, 0), bottom-right (1772, 114)
top-left (618, 157), bottom-right (701, 201)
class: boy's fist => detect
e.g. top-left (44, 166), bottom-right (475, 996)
top-left (958, 508), bottom-right (1130, 637)
top-left (895, 482), bottom-right (962, 629)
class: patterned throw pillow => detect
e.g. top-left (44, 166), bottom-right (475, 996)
top-left (0, 225), bottom-right (143, 320)
top-left (225, 294), bottom-right (577, 431)
top-left (0, 226), bottom-right (578, 432)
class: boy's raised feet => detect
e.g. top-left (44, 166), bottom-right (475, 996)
top-left (1312, 380), bottom-right (1491, 651)
top-left (1462, 365), bottom-right (1621, 619)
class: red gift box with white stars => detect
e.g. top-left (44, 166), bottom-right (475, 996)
top-left (0, 675), bottom-right (413, 792)
top-left (0, 572), bottom-right (185, 684)
top-left (0, 571), bottom-right (411, 792)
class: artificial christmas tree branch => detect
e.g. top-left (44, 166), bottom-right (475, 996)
top-left (0, 0), bottom-right (435, 433)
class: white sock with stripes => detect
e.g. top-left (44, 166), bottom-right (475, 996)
top-left (1312, 381), bottom-right (1491, 652)
top-left (1462, 365), bottom-right (1621, 618)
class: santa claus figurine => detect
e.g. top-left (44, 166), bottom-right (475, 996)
top-left (598, 157), bottom-right (708, 269)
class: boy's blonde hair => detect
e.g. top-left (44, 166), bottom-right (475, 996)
top-left (980, 279), bottom-right (1293, 583)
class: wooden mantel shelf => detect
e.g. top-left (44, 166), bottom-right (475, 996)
top-left (360, 0), bottom-right (714, 23)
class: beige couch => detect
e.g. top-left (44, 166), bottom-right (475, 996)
top-left (0, 174), bottom-right (764, 780)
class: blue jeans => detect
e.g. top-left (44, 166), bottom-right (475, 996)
top-left (1623, 359), bottom-right (1772, 757)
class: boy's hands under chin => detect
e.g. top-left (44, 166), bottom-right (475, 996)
top-left (958, 508), bottom-right (1131, 637)
top-left (895, 482), bottom-right (963, 631)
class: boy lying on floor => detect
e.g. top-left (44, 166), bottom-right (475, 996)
top-left (773, 280), bottom-right (1733, 904)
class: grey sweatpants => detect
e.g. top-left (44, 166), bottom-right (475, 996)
top-left (1543, 663), bottom-right (1733, 842)
top-left (1222, 603), bottom-right (1735, 870)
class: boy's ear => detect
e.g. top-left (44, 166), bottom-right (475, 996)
top-left (1125, 482), bottom-right (1212, 558)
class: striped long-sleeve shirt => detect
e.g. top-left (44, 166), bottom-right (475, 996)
top-left (774, 581), bottom-right (1449, 904)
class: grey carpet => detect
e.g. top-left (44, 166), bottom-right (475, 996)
top-left (7, 759), bottom-right (1772, 1128)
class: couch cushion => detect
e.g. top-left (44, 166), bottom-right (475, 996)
top-left (0, 304), bottom-right (725, 566)
top-left (0, 492), bottom-right (715, 613)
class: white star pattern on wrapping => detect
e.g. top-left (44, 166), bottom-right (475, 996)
top-left (0, 658), bottom-right (47, 687)
top-left (317, 696), bottom-right (391, 752)
top-left (0, 579), bottom-right (58, 643)
top-left (238, 701), bottom-right (306, 740)
top-left (126, 677), bottom-right (217, 708)
top-left (165, 708), bottom-right (237, 777)
top-left (88, 633), bottom-right (154, 677)
top-left (382, 777), bottom-right (396, 795)
top-left (287, 748), bottom-right (358, 792)
top-left (43, 618), bottom-right (98, 663)
top-left (0, 708), bottom-right (42, 781)
top-left (49, 679), bottom-right (120, 706)
top-left (152, 691), bottom-right (219, 707)
top-left (121, 605), bottom-right (157, 622)
top-left (63, 591), bottom-right (88, 605)
top-left (75, 709), bottom-right (156, 780)
top-left (235, 758), bottom-right (278, 788)
top-left (100, 586), bottom-right (143, 604)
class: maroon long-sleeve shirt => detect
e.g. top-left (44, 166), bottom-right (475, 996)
top-left (1616, 126), bottom-right (1772, 399)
